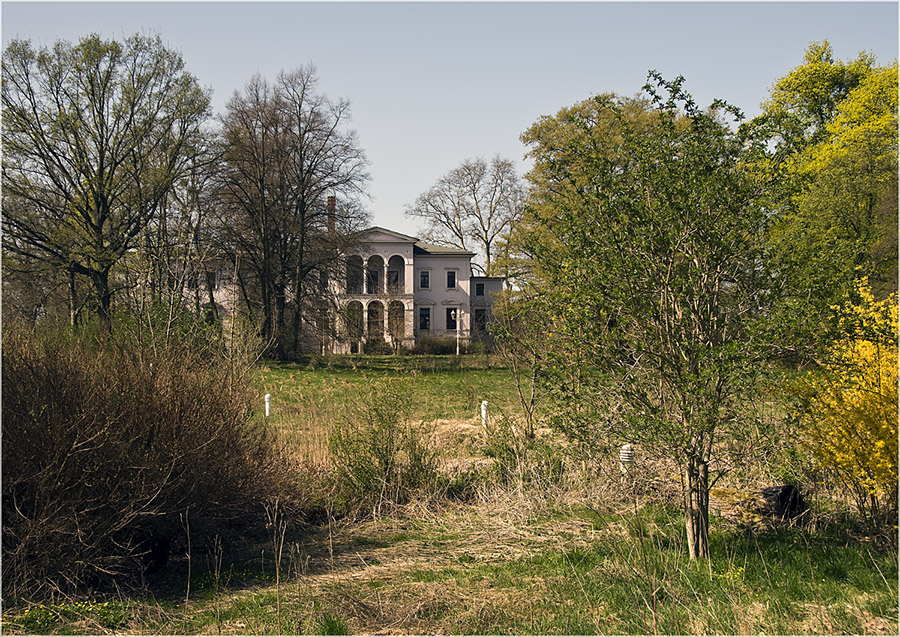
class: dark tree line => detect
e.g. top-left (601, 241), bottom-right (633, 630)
top-left (2, 34), bottom-right (371, 358)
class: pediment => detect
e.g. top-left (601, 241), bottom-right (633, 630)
top-left (358, 226), bottom-right (420, 243)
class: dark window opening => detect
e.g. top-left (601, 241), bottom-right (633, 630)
top-left (418, 307), bottom-right (430, 331)
top-left (346, 257), bottom-right (364, 294)
top-left (475, 282), bottom-right (485, 296)
top-left (473, 308), bottom-right (487, 332)
top-left (419, 270), bottom-right (430, 289)
top-left (366, 269), bottom-right (380, 294)
top-left (446, 308), bottom-right (457, 331)
top-left (447, 270), bottom-right (456, 289)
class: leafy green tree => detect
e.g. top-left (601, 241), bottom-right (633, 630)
top-left (792, 63), bottom-right (899, 299)
top-left (518, 76), bottom-right (771, 559)
top-left (760, 40), bottom-right (875, 149)
top-left (2, 34), bottom-right (212, 332)
top-left (743, 42), bottom-right (897, 358)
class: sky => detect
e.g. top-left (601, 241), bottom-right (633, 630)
top-left (2, 1), bottom-right (898, 232)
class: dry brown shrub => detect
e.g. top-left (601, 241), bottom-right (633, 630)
top-left (1, 324), bottom-right (294, 600)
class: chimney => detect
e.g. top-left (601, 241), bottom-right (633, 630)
top-left (327, 195), bottom-right (336, 234)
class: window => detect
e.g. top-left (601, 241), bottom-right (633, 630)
top-left (418, 307), bottom-right (430, 331)
top-left (419, 270), bottom-right (430, 289)
top-left (387, 270), bottom-right (400, 291)
top-left (446, 308), bottom-right (457, 331)
top-left (475, 282), bottom-right (485, 296)
top-left (447, 270), bottom-right (456, 289)
top-left (473, 308), bottom-right (487, 332)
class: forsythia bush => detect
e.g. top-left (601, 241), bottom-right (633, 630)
top-left (799, 279), bottom-right (898, 513)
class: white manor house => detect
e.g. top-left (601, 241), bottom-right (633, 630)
top-left (334, 226), bottom-right (504, 354)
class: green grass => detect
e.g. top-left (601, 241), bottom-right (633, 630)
top-left (3, 355), bottom-right (896, 635)
top-left (255, 355), bottom-right (521, 423)
top-left (3, 493), bottom-right (895, 636)
top-left (319, 505), bottom-right (898, 635)
top-left (250, 355), bottom-right (523, 466)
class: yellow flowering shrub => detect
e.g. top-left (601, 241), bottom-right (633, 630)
top-left (800, 279), bottom-right (898, 511)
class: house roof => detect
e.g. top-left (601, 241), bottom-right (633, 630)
top-left (413, 241), bottom-right (476, 257)
top-left (354, 226), bottom-right (477, 257)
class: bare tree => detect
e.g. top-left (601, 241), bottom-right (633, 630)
top-left (277, 68), bottom-right (370, 353)
top-left (125, 134), bottom-right (223, 333)
top-left (216, 65), bottom-right (369, 358)
top-left (2, 34), bottom-right (212, 332)
top-left (405, 156), bottom-right (524, 274)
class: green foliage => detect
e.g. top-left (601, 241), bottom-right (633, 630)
top-left (2, 33), bottom-right (211, 328)
top-left (517, 74), bottom-right (773, 558)
top-left (316, 613), bottom-right (350, 635)
top-left (410, 336), bottom-right (464, 355)
top-left (3, 600), bottom-right (126, 633)
top-left (328, 387), bottom-right (438, 512)
top-left (762, 40), bottom-right (876, 146)
top-left (745, 42), bottom-right (897, 358)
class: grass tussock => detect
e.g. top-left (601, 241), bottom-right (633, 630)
top-left (329, 387), bottom-right (438, 516)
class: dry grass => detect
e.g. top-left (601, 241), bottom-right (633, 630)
top-left (4, 360), bottom-right (896, 635)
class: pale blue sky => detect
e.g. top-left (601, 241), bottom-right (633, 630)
top-left (3, 1), bottom-right (897, 231)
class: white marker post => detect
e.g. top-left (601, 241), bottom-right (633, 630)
top-left (619, 443), bottom-right (634, 486)
top-left (264, 393), bottom-right (271, 418)
top-left (480, 400), bottom-right (489, 432)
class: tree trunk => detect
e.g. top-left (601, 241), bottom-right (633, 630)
top-left (291, 203), bottom-right (309, 356)
top-left (291, 274), bottom-right (304, 357)
top-left (234, 268), bottom-right (253, 320)
top-left (273, 283), bottom-right (287, 359)
top-left (68, 267), bottom-right (79, 327)
top-left (205, 270), bottom-right (219, 324)
top-left (683, 455), bottom-right (710, 559)
top-left (91, 268), bottom-right (113, 335)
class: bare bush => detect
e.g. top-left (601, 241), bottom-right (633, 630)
top-left (1, 323), bottom-right (290, 600)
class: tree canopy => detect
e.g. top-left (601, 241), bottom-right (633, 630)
top-left (2, 34), bottom-right (212, 331)
top-left (517, 75), bottom-right (772, 559)
top-left (743, 42), bottom-right (897, 358)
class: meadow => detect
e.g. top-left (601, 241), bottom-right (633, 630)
top-left (2, 356), bottom-right (897, 635)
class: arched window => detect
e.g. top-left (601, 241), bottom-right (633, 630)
top-left (366, 255), bottom-right (384, 294)
top-left (367, 301), bottom-right (384, 340)
top-left (346, 301), bottom-right (364, 340)
top-left (388, 301), bottom-right (405, 340)
top-left (387, 255), bottom-right (405, 293)
top-left (346, 256), bottom-right (363, 294)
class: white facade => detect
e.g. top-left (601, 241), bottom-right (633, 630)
top-left (334, 227), bottom-right (498, 353)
